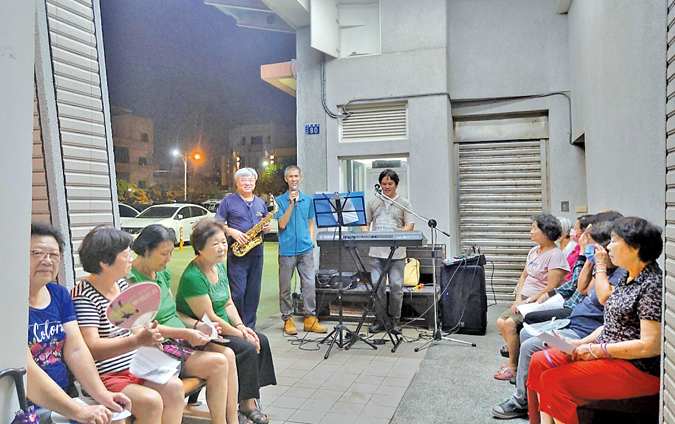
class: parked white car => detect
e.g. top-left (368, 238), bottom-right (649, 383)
top-left (118, 203), bottom-right (140, 218)
top-left (120, 203), bottom-right (214, 244)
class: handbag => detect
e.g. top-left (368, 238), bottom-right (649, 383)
top-left (0, 367), bottom-right (39, 424)
top-left (403, 258), bottom-right (421, 287)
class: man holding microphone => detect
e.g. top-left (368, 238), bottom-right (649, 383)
top-left (274, 165), bottom-right (327, 335)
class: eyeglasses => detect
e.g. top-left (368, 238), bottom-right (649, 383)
top-left (31, 250), bottom-right (61, 262)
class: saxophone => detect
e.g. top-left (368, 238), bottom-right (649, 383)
top-left (231, 197), bottom-right (279, 257)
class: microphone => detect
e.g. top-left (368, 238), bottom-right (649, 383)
top-left (374, 184), bottom-right (382, 195)
top-left (291, 187), bottom-right (298, 206)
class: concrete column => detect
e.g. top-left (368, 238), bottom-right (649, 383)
top-left (0, 0), bottom-right (35, 418)
top-left (296, 27), bottom-right (328, 195)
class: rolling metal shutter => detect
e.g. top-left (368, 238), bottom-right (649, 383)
top-left (36, 0), bottom-right (118, 282)
top-left (32, 87), bottom-right (51, 224)
top-left (457, 140), bottom-right (546, 302)
top-left (663, 0), bottom-right (675, 420)
top-left (340, 101), bottom-right (408, 142)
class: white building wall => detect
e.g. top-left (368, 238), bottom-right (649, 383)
top-left (568, 0), bottom-right (666, 226)
top-left (447, 0), bottom-right (569, 98)
top-left (300, 0), bottom-right (454, 245)
top-left (0, 0), bottom-right (34, 419)
top-left (446, 0), bottom-right (586, 226)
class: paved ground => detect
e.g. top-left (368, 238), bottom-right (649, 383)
top-left (174, 244), bottom-right (529, 423)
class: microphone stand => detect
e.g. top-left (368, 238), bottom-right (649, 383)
top-left (372, 185), bottom-right (475, 352)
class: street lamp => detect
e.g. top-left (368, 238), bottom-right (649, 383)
top-left (173, 149), bottom-right (202, 202)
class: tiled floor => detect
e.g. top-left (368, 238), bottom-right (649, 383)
top-left (260, 321), bottom-right (426, 424)
top-left (193, 320), bottom-right (429, 424)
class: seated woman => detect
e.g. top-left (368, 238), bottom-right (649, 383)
top-left (176, 219), bottom-right (276, 424)
top-left (557, 217), bottom-right (580, 282)
top-left (491, 221), bottom-right (627, 421)
top-left (127, 224), bottom-right (242, 424)
top-left (527, 217), bottom-right (663, 424)
top-left (524, 214), bottom-right (625, 325)
top-left (72, 225), bottom-right (185, 424)
top-left (495, 213), bottom-right (570, 381)
top-left (27, 223), bottom-right (131, 424)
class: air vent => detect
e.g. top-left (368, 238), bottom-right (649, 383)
top-left (339, 101), bottom-right (408, 142)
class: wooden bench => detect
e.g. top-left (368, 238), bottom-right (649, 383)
top-left (183, 377), bottom-right (206, 405)
top-left (577, 394), bottom-right (659, 424)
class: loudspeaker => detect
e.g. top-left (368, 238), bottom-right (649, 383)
top-left (439, 261), bottom-right (487, 335)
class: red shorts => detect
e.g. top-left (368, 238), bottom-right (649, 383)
top-left (100, 370), bottom-right (146, 392)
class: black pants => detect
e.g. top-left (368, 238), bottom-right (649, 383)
top-left (523, 307), bottom-right (573, 324)
top-left (227, 331), bottom-right (276, 401)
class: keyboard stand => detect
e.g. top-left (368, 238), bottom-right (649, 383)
top-left (344, 245), bottom-right (403, 353)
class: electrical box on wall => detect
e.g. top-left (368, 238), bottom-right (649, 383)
top-left (310, 0), bottom-right (381, 59)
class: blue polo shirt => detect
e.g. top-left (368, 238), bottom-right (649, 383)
top-left (216, 194), bottom-right (268, 256)
top-left (274, 191), bottom-right (315, 256)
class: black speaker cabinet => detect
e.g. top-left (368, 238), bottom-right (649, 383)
top-left (439, 262), bottom-right (487, 335)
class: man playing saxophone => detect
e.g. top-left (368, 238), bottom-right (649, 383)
top-left (215, 167), bottom-right (271, 329)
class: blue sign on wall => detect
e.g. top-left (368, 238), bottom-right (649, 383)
top-left (304, 123), bottom-right (320, 135)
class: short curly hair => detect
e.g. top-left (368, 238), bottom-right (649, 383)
top-left (79, 225), bottom-right (133, 274)
top-left (132, 224), bottom-right (176, 257)
top-left (31, 222), bottom-right (65, 253)
top-left (190, 218), bottom-right (228, 256)
top-left (612, 217), bottom-right (663, 263)
top-left (532, 213), bottom-right (562, 242)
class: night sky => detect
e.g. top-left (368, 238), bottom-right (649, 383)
top-left (100, 0), bottom-right (297, 167)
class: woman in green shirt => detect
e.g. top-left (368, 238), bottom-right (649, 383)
top-left (128, 224), bottom-right (242, 424)
top-left (176, 219), bottom-right (276, 424)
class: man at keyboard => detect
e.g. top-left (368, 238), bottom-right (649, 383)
top-left (361, 169), bottom-right (414, 334)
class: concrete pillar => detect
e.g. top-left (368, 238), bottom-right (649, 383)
top-left (0, 0), bottom-right (35, 418)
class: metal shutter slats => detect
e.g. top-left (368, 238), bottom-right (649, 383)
top-left (458, 140), bottom-right (543, 302)
top-left (46, 0), bottom-right (115, 281)
top-left (665, 0), bottom-right (675, 417)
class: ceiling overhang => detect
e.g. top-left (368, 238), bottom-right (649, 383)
top-left (205, 0), bottom-right (309, 33)
top-left (261, 61), bottom-right (297, 97)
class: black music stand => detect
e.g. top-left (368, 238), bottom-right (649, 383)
top-left (313, 192), bottom-right (374, 359)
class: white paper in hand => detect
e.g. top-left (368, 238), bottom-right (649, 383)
top-left (201, 313), bottom-right (218, 339)
top-left (536, 331), bottom-right (577, 355)
top-left (130, 346), bottom-right (180, 384)
top-left (517, 293), bottom-right (565, 318)
top-left (51, 397), bottom-right (132, 423)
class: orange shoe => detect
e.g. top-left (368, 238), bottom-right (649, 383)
top-left (303, 316), bottom-right (328, 333)
top-left (284, 317), bottom-right (298, 335)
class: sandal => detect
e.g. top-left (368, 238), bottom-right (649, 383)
top-left (500, 344), bottom-right (509, 358)
top-left (240, 408), bottom-right (269, 424)
top-left (494, 367), bottom-right (516, 381)
top-left (238, 412), bottom-right (254, 424)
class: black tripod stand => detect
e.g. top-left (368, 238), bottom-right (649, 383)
top-left (414, 218), bottom-right (476, 352)
top-left (344, 244), bottom-right (403, 352)
top-left (367, 185), bottom-right (476, 352)
top-left (319, 192), bottom-right (376, 359)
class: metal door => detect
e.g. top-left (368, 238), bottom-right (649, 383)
top-left (457, 139), bottom-right (547, 302)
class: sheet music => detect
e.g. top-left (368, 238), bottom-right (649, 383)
top-left (129, 346), bottom-right (180, 384)
top-left (517, 293), bottom-right (565, 318)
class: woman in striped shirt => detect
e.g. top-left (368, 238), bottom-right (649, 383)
top-left (72, 226), bottom-right (184, 424)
